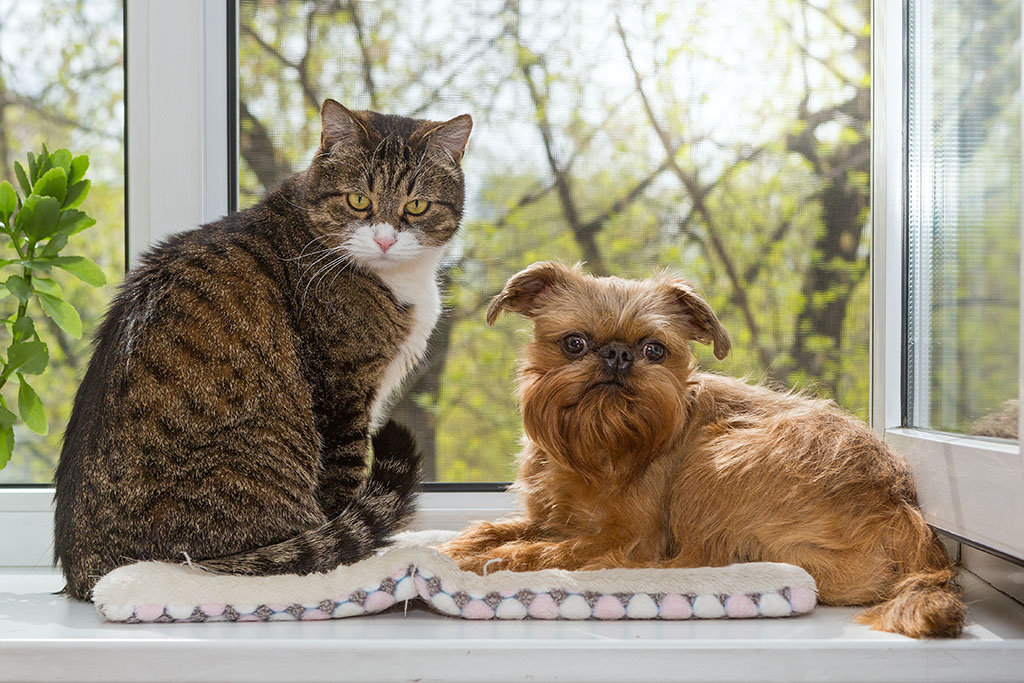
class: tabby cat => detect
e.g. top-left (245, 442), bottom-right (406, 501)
top-left (54, 100), bottom-right (473, 600)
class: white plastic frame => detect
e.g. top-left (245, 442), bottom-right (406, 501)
top-left (125, 0), bottom-right (232, 265)
top-left (870, 0), bottom-right (1024, 560)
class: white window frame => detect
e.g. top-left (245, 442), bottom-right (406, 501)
top-left (871, 0), bottom-right (1024, 561)
top-left (4, 0), bottom-right (1023, 569)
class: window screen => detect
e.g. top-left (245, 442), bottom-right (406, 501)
top-left (237, 0), bottom-right (871, 481)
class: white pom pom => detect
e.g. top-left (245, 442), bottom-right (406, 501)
top-left (692, 594), bottom-right (725, 619)
top-left (625, 593), bottom-right (659, 619)
top-left (559, 594), bottom-right (592, 620)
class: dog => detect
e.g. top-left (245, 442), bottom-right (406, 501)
top-left (439, 261), bottom-right (964, 638)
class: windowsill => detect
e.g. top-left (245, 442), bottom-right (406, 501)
top-left (1, 567), bottom-right (1022, 683)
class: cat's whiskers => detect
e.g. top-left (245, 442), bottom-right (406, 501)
top-left (296, 246), bottom-right (346, 284)
top-left (324, 253), bottom-right (359, 290)
top-left (298, 251), bottom-right (355, 313)
top-left (283, 233), bottom-right (338, 262)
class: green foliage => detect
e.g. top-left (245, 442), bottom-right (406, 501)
top-left (237, 0), bottom-right (879, 482)
top-left (0, 146), bottom-right (105, 469)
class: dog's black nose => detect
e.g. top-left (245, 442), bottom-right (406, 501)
top-left (599, 342), bottom-right (634, 374)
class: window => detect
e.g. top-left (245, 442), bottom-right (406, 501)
top-left (0, 1), bottom-right (125, 485)
top-left (906, 0), bottom-right (1019, 437)
top-left (873, 0), bottom-right (1024, 561)
top-left (3, 0), bottom-right (1019, 570)
top-left (237, 0), bottom-right (872, 483)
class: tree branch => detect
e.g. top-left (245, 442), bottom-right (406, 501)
top-left (345, 0), bottom-right (380, 108)
top-left (616, 13), bottom-right (774, 371)
top-left (518, 56), bottom-right (607, 274)
top-left (239, 21), bottom-right (320, 110)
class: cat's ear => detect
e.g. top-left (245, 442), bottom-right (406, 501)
top-left (320, 99), bottom-right (371, 150)
top-left (421, 114), bottom-right (473, 164)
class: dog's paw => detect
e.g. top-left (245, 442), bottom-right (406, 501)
top-left (437, 545), bottom-right (497, 574)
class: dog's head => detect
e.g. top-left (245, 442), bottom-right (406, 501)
top-left (488, 261), bottom-right (730, 481)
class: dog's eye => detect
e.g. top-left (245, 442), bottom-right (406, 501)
top-left (643, 341), bottom-right (666, 362)
top-left (561, 334), bottom-right (588, 357)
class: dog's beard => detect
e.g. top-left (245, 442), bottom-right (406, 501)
top-left (520, 364), bottom-right (687, 485)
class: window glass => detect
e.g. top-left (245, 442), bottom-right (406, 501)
top-left (0, 1), bottom-right (125, 484)
top-left (907, 0), bottom-right (1020, 437)
top-left (238, 0), bottom-right (871, 481)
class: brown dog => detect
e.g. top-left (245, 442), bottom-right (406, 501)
top-left (439, 262), bottom-right (964, 638)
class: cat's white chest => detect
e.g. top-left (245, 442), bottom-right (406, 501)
top-left (370, 255), bottom-right (442, 428)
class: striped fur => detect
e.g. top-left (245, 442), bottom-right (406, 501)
top-left (54, 103), bottom-right (469, 600)
top-left (196, 421), bottom-right (422, 576)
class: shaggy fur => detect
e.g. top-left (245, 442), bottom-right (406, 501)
top-left (439, 262), bottom-right (965, 639)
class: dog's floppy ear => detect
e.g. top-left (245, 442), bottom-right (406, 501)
top-left (486, 261), bottom-right (580, 326)
top-left (664, 279), bottom-right (731, 360)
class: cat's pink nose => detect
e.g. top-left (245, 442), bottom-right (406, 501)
top-left (374, 234), bottom-right (396, 253)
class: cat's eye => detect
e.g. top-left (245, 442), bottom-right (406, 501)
top-left (404, 199), bottom-right (430, 216)
top-left (347, 193), bottom-right (371, 211)
top-left (643, 341), bottom-right (667, 362)
top-left (561, 334), bottom-right (589, 358)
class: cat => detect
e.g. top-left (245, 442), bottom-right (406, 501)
top-left (53, 100), bottom-right (473, 600)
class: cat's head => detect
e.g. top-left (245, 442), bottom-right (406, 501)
top-left (305, 99), bottom-right (472, 274)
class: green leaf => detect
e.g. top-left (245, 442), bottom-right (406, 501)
top-left (17, 376), bottom-right (47, 435)
top-left (14, 161), bottom-right (31, 197)
top-left (0, 424), bottom-right (12, 470)
top-left (0, 181), bottom-right (16, 223)
top-left (53, 256), bottom-right (107, 287)
top-left (17, 194), bottom-right (61, 241)
top-left (35, 154), bottom-right (51, 180)
top-left (26, 152), bottom-right (37, 183)
top-left (50, 149), bottom-right (72, 174)
top-left (41, 233), bottom-right (68, 257)
top-left (13, 316), bottom-right (34, 340)
top-left (5, 275), bottom-right (30, 303)
top-left (37, 292), bottom-right (81, 338)
top-left (69, 155), bottom-right (89, 184)
top-left (0, 406), bottom-right (16, 430)
top-left (22, 260), bottom-right (54, 273)
top-left (63, 179), bottom-right (90, 209)
top-left (7, 341), bottom-right (48, 375)
top-left (32, 167), bottom-right (68, 204)
top-left (31, 277), bottom-right (61, 297)
top-left (55, 209), bottom-right (96, 235)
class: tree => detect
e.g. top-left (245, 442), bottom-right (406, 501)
top-left (237, 0), bottom-right (876, 481)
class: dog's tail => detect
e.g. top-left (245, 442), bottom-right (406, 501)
top-left (855, 507), bottom-right (965, 638)
top-left (195, 420), bottom-right (422, 576)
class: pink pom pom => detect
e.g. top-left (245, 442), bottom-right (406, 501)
top-left (134, 603), bottom-right (165, 622)
top-left (658, 594), bottom-right (692, 620)
top-left (363, 591), bottom-right (397, 613)
top-left (725, 594), bottom-right (759, 618)
top-left (199, 603), bottom-right (226, 617)
top-left (462, 600), bottom-right (495, 620)
top-left (788, 587), bottom-right (816, 614)
top-left (592, 595), bottom-right (627, 620)
top-left (527, 593), bottom-right (559, 619)
top-left (301, 608), bottom-right (331, 620)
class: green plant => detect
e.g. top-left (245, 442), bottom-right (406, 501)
top-left (0, 145), bottom-right (106, 469)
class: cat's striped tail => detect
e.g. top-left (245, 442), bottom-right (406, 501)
top-left (194, 420), bottom-right (422, 577)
